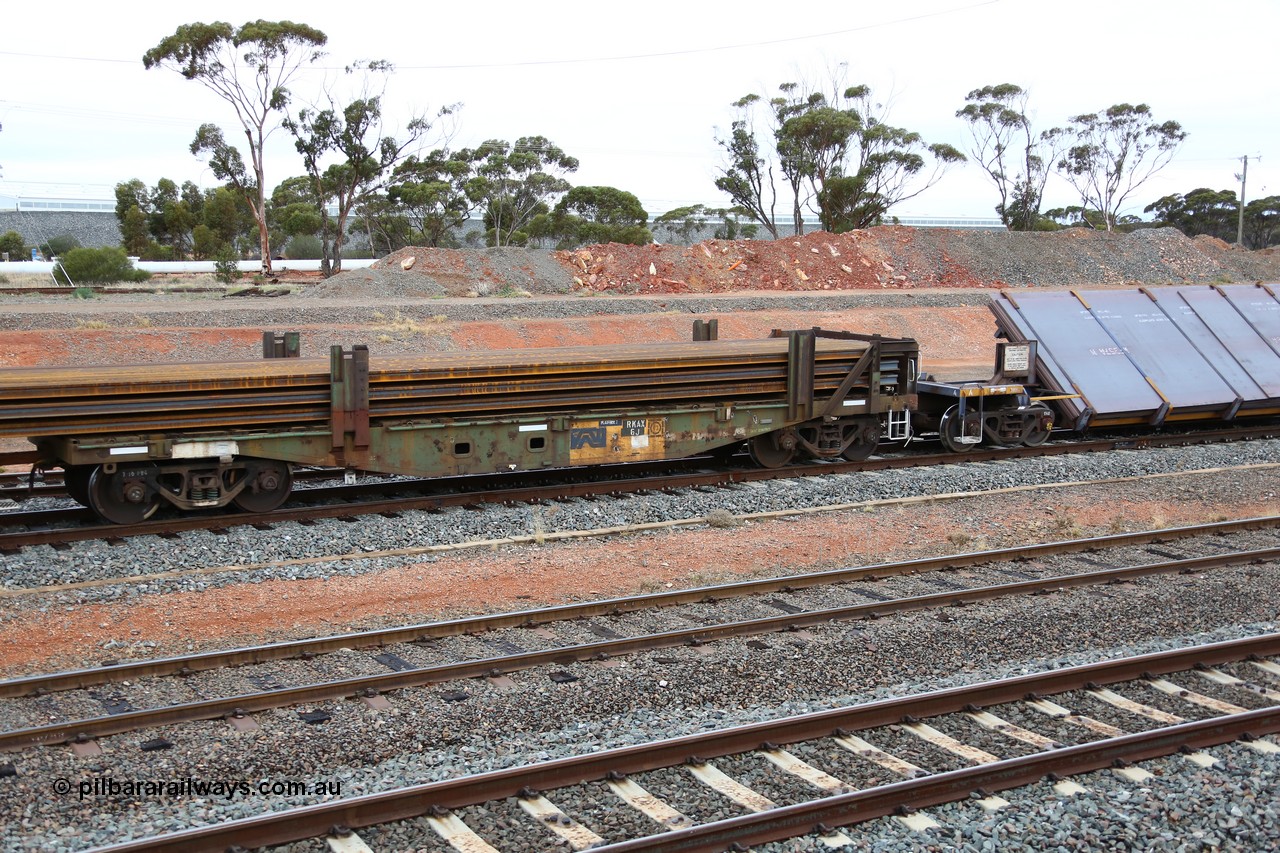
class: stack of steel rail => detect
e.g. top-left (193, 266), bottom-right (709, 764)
top-left (0, 337), bottom-right (908, 439)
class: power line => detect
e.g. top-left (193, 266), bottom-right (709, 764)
top-left (392, 1), bottom-right (1003, 69)
top-left (0, 1), bottom-right (1001, 71)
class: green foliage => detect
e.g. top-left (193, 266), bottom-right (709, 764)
top-left (653, 204), bottom-right (759, 244)
top-left (545, 186), bottom-right (652, 248)
top-left (1145, 188), bottom-right (1280, 249)
top-left (956, 84), bottom-right (1061, 231)
top-left (54, 247), bottom-right (151, 285)
top-left (115, 179), bottom-right (149, 223)
top-left (213, 246), bottom-right (242, 283)
top-left (191, 224), bottom-right (220, 260)
top-left (72, 286), bottom-right (95, 299)
top-left (1052, 103), bottom-right (1186, 231)
top-left (1144, 188), bottom-right (1237, 240)
top-left (282, 62), bottom-right (456, 276)
top-left (467, 136), bottom-right (579, 246)
top-left (116, 178), bottom-right (234, 259)
top-left (388, 148), bottom-right (479, 247)
top-left (269, 175), bottom-right (323, 247)
top-left (202, 186), bottom-right (255, 249)
top-left (145, 20), bottom-right (330, 272)
top-left (716, 75), bottom-right (964, 236)
top-left (1042, 206), bottom-right (1109, 229)
top-left (714, 96), bottom-right (778, 239)
top-left (356, 194), bottom-right (415, 255)
top-left (0, 230), bottom-right (26, 260)
top-left (121, 205), bottom-right (150, 257)
top-left (142, 241), bottom-right (176, 262)
top-left (1244, 196), bottom-right (1280, 249)
top-left (41, 235), bottom-right (82, 258)
top-left (284, 234), bottom-right (323, 259)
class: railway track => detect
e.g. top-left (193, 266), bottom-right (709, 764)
top-left (76, 633), bottom-right (1280, 852)
top-left (1, 516), bottom-right (1276, 753)
top-left (2, 423), bottom-right (1277, 552)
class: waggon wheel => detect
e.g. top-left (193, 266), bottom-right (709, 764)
top-left (939, 407), bottom-right (977, 454)
top-left (87, 464), bottom-right (161, 525)
top-left (840, 420), bottom-right (880, 461)
top-left (748, 432), bottom-right (795, 468)
top-left (1021, 403), bottom-right (1054, 447)
top-left (63, 466), bottom-right (93, 507)
top-left (230, 459), bottom-right (293, 514)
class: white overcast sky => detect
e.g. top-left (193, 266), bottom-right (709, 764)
top-left (0, 0), bottom-right (1276, 221)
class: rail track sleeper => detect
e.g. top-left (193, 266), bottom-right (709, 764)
top-left (67, 664), bottom-right (1280, 853)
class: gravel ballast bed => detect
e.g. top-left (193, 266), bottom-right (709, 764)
top-left (1, 608), bottom-right (1276, 851)
top-left (2, 439), bottom-right (1278, 603)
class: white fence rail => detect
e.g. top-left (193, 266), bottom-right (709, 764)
top-left (0, 259), bottom-right (377, 275)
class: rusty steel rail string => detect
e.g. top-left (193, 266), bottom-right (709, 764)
top-left (79, 633), bottom-right (1280, 853)
top-left (3, 530), bottom-right (1278, 751)
top-left (3, 423), bottom-right (1278, 551)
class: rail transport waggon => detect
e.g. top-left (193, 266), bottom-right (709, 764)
top-left (2, 284), bottom-right (1278, 525)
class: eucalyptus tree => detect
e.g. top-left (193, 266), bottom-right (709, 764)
top-left (1052, 103), bottom-right (1186, 231)
top-left (466, 137), bottom-right (579, 246)
top-left (284, 60), bottom-right (457, 275)
top-left (716, 77), bottom-right (964, 236)
top-left (540, 185), bottom-right (652, 248)
top-left (144, 20), bottom-right (328, 274)
top-left (713, 95), bottom-right (780, 238)
top-left (956, 83), bottom-right (1064, 230)
top-left (1144, 187), bottom-right (1239, 241)
top-left (387, 148), bottom-right (480, 248)
top-left (652, 204), bottom-right (758, 244)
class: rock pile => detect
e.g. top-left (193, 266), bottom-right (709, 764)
top-left (315, 225), bottom-right (1280, 299)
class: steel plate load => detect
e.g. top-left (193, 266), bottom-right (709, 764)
top-left (989, 284), bottom-right (1280, 430)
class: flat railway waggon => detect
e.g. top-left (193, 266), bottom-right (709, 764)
top-left (3, 283), bottom-right (1279, 525)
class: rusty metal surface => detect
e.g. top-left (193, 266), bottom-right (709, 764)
top-left (5, 422), bottom-right (1277, 551)
top-left (0, 337), bottom-right (917, 440)
top-left (992, 286), bottom-right (1280, 427)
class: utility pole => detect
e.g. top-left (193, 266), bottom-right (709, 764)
top-left (1236, 155), bottom-right (1249, 246)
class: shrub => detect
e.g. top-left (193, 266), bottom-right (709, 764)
top-left (142, 241), bottom-right (175, 262)
top-left (705, 508), bottom-right (740, 528)
top-left (53, 247), bottom-right (150, 285)
top-left (284, 234), bottom-right (323, 260)
top-left (0, 230), bottom-right (25, 260)
top-left (41, 234), bottom-right (81, 258)
top-left (213, 247), bottom-right (242, 284)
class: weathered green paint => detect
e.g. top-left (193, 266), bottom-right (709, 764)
top-left (43, 395), bottom-right (907, 478)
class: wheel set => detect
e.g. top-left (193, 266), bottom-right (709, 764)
top-left (62, 458), bottom-right (295, 524)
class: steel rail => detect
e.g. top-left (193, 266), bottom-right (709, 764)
top-left (3, 423), bottom-right (1278, 551)
top-left (77, 633), bottom-right (1280, 853)
top-left (4, 543), bottom-right (1277, 750)
top-left (591, 708), bottom-right (1280, 852)
top-left (3, 514), bottom-right (1277, 697)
